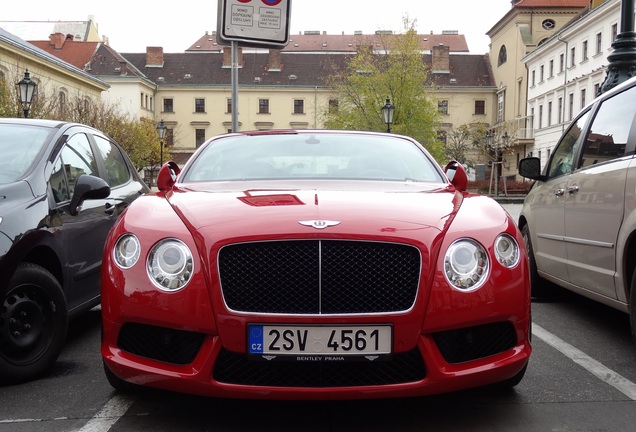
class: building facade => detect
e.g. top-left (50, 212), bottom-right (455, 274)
top-left (523, 0), bottom-right (621, 168)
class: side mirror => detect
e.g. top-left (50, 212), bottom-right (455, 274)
top-left (518, 157), bottom-right (546, 181)
top-left (444, 161), bottom-right (468, 192)
top-left (157, 161), bottom-right (181, 192)
top-left (69, 174), bottom-right (110, 216)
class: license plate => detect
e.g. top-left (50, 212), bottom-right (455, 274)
top-left (248, 325), bottom-right (392, 356)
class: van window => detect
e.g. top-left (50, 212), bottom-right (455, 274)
top-left (578, 86), bottom-right (636, 169)
top-left (546, 110), bottom-right (590, 179)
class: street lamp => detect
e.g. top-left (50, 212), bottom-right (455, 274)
top-left (16, 69), bottom-right (37, 118)
top-left (156, 120), bottom-right (167, 166)
top-left (600, 0), bottom-right (636, 94)
top-left (381, 97), bottom-right (395, 133)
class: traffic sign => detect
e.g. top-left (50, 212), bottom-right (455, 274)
top-left (217, 0), bottom-right (291, 48)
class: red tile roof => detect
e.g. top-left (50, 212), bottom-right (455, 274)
top-left (30, 37), bottom-right (99, 70)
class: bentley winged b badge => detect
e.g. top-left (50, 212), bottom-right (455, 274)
top-left (298, 220), bottom-right (341, 230)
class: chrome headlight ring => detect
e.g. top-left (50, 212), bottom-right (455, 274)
top-left (494, 233), bottom-right (521, 268)
top-left (444, 238), bottom-right (489, 291)
top-left (147, 238), bottom-right (194, 292)
top-left (113, 234), bottom-right (141, 269)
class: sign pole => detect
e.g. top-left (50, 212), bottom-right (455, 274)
top-left (231, 40), bottom-right (239, 133)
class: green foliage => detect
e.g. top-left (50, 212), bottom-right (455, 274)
top-left (322, 18), bottom-right (444, 161)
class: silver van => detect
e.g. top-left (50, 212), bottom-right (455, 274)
top-left (518, 75), bottom-right (636, 342)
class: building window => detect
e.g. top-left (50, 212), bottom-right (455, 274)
top-left (195, 98), bottom-right (205, 113)
top-left (59, 91), bottom-right (66, 116)
top-left (570, 47), bottom-right (576, 67)
top-left (596, 32), bottom-right (603, 55)
top-left (612, 24), bottom-right (618, 43)
top-left (226, 98), bottom-right (232, 114)
top-left (497, 92), bottom-right (505, 123)
top-left (559, 53), bottom-right (565, 73)
top-left (558, 97), bottom-right (563, 124)
top-left (437, 130), bottom-right (447, 145)
top-left (293, 99), bottom-right (305, 114)
top-left (498, 45), bottom-right (507, 66)
top-left (258, 99), bottom-right (270, 114)
top-left (328, 99), bottom-right (339, 113)
top-left (569, 93), bottom-right (574, 121)
top-left (582, 40), bottom-right (588, 61)
top-left (438, 100), bottom-right (448, 115)
top-left (549, 60), bottom-right (554, 78)
top-left (140, 93), bottom-right (144, 107)
top-left (548, 101), bottom-right (552, 127)
top-left (163, 98), bottom-right (174, 113)
top-left (594, 83), bottom-right (601, 97)
top-left (195, 129), bottom-right (206, 148)
top-left (540, 65), bottom-right (544, 82)
top-left (581, 88), bottom-right (586, 109)
top-left (538, 105), bottom-right (543, 129)
top-left (542, 19), bottom-right (556, 30)
top-left (474, 100), bottom-right (485, 115)
top-left (531, 70), bottom-right (536, 86)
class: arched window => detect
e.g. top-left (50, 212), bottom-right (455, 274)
top-left (59, 90), bottom-right (67, 116)
top-left (498, 45), bottom-right (507, 66)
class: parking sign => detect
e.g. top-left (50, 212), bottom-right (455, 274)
top-left (217, 0), bottom-right (291, 48)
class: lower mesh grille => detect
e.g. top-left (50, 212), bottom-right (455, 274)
top-left (118, 323), bottom-right (205, 365)
top-left (213, 348), bottom-right (426, 387)
top-left (432, 322), bottom-right (517, 364)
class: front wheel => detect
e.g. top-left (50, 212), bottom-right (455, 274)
top-left (521, 224), bottom-right (550, 298)
top-left (0, 263), bottom-right (68, 384)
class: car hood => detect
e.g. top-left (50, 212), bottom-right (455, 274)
top-left (166, 181), bottom-right (461, 242)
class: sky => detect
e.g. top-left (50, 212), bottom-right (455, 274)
top-left (4, 0), bottom-right (513, 54)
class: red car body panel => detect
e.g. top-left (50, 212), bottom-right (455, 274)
top-left (101, 131), bottom-right (531, 400)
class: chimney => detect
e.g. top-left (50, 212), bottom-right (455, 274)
top-left (222, 45), bottom-right (243, 67)
top-left (49, 33), bottom-right (65, 49)
top-left (268, 49), bottom-right (282, 71)
top-left (146, 47), bottom-right (164, 67)
top-left (432, 44), bottom-right (450, 74)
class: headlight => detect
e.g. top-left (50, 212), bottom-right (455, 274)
top-left (147, 239), bottom-right (194, 291)
top-left (113, 234), bottom-right (141, 269)
top-left (444, 239), bottom-right (489, 291)
top-left (494, 234), bottom-right (520, 268)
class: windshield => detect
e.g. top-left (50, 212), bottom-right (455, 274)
top-left (0, 124), bottom-right (52, 184)
top-left (182, 133), bottom-right (445, 183)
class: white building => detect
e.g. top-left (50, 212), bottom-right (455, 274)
top-left (523, 0), bottom-right (622, 167)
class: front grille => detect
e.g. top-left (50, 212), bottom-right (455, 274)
top-left (432, 322), bottom-right (517, 364)
top-left (218, 240), bottom-right (421, 314)
top-left (118, 323), bottom-right (205, 365)
top-left (213, 348), bottom-right (426, 387)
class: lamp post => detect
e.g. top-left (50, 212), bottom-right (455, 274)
top-left (381, 97), bottom-right (395, 133)
top-left (156, 120), bottom-right (167, 166)
top-left (599, 0), bottom-right (636, 94)
top-left (16, 69), bottom-right (37, 118)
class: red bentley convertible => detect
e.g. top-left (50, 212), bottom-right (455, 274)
top-left (101, 130), bottom-right (531, 399)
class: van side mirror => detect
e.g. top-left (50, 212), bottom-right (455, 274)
top-left (518, 157), bottom-right (546, 181)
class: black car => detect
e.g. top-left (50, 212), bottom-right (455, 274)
top-left (0, 118), bottom-right (149, 384)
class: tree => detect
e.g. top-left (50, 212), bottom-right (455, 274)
top-left (472, 122), bottom-right (518, 195)
top-left (443, 124), bottom-right (480, 168)
top-left (322, 18), bottom-right (444, 161)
